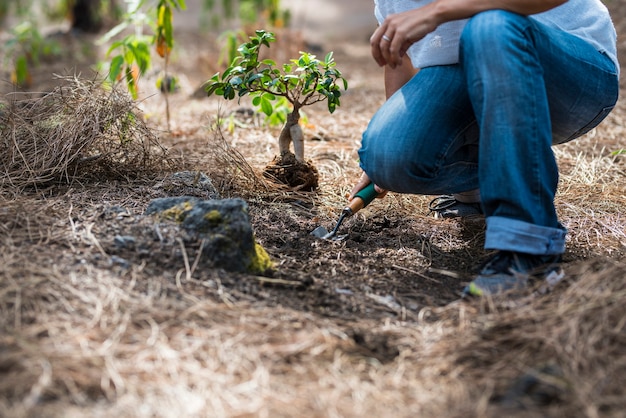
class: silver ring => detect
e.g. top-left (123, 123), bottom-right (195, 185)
top-left (382, 34), bottom-right (391, 42)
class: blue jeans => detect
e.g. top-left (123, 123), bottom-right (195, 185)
top-left (359, 10), bottom-right (619, 255)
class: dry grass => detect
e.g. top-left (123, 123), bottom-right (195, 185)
top-left (1, 22), bottom-right (625, 418)
top-left (0, 76), bottom-right (169, 191)
top-left (0, 251), bottom-right (623, 418)
top-left (555, 100), bottom-right (626, 258)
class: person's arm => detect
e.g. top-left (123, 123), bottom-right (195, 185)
top-left (372, 0), bottom-right (569, 68)
top-left (384, 54), bottom-right (417, 99)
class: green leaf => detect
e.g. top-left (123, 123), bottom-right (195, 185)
top-left (108, 55), bottom-right (125, 83)
top-left (133, 42), bottom-right (151, 73)
top-left (230, 76), bottom-right (243, 86)
top-left (14, 55), bottom-right (28, 85)
top-left (221, 66), bottom-right (235, 79)
top-left (299, 54), bottom-right (310, 65)
top-left (247, 73), bottom-right (263, 84)
top-left (205, 82), bottom-right (222, 96)
top-left (106, 39), bottom-right (125, 56)
top-left (163, 8), bottom-right (174, 46)
top-left (158, 4), bottom-right (168, 28)
top-left (260, 97), bottom-right (274, 116)
top-left (126, 67), bottom-right (138, 99)
top-left (227, 85), bottom-right (236, 100)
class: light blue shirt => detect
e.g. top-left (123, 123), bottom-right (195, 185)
top-left (374, 0), bottom-right (619, 73)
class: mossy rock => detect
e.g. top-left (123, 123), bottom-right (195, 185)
top-left (146, 197), bottom-right (273, 275)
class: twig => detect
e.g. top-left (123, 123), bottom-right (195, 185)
top-left (177, 237), bottom-right (191, 282)
top-left (252, 276), bottom-right (305, 287)
top-left (392, 264), bottom-right (442, 284)
top-left (189, 238), bottom-right (206, 278)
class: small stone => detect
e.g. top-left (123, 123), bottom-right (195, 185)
top-left (153, 171), bottom-right (220, 199)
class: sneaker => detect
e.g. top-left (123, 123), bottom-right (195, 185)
top-left (429, 195), bottom-right (483, 219)
top-left (463, 251), bottom-right (564, 297)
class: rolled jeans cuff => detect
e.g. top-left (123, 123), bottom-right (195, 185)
top-left (485, 216), bottom-right (566, 255)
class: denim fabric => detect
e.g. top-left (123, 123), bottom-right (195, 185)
top-left (359, 10), bottom-right (619, 255)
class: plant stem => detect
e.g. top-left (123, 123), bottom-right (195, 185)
top-left (164, 52), bottom-right (171, 132)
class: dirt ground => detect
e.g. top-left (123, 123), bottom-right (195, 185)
top-left (1, 1), bottom-right (625, 417)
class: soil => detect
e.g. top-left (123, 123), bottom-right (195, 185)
top-left (1, 1), bottom-right (625, 416)
top-left (263, 152), bottom-right (320, 191)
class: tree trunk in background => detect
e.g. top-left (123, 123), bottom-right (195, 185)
top-left (71, 0), bottom-right (103, 33)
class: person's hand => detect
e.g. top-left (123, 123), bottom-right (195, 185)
top-left (349, 172), bottom-right (388, 201)
top-left (370, 1), bottom-right (566, 68)
top-left (370, 5), bottom-right (439, 68)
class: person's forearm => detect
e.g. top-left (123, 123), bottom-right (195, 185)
top-left (430, 0), bottom-right (568, 25)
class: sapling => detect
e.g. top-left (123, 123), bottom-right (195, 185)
top-left (205, 30), bottom-right (347, 189)
top-left (102, 0), bottom-right (185, 132)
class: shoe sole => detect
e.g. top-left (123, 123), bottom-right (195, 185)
top-left (463, 268), bottom-right (565, 298)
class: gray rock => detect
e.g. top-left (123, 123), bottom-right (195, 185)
top-left (152, 171), bottom-right (220, 199)
top-left (145, 197), bottom-right (272, 274)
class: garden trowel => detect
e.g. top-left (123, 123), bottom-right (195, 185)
top-left (311, 183), bottom-right (380, 241)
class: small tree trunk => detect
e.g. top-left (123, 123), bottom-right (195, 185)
top-left (290, 123), bottom-right (304, 162)
top-left (278, 108), bottom-right (304, 161)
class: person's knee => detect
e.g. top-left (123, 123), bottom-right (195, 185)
top-left (359, 137), bottom-right (437, 193)
top-left (461, 10), bottom-right (528, 52)
top-left (359, 140), bottom-right (413, 185)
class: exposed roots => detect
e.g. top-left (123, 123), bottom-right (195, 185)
top-left (263, 151), bottom-right (319, 191)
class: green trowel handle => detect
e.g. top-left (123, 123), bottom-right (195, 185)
top-left (347, 182), bottom-right (379, 214)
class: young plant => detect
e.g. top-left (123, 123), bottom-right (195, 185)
top-left (205, 30), bottom-right (347, 163)
top-left (101, 0), bottom-right (185, 111)
top-left (4, 20), bottom-right (60, 88)
top-left (153, 0), bottom-right (184, 130)
top-left (105, 33), bottom-right (151, 99)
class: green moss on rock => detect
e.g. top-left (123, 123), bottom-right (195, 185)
top-left (204, 209), bottom-right (222, 224)
top-left (248, 242), bottom-right (274, 275)
top-left (160, 201), bottom-right (194, 222)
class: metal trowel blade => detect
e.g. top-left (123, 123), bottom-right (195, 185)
top-left (310, 226), bottom-right (329, 238)
top-left (310, 226), bottom-right (348, 241)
